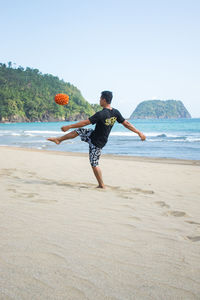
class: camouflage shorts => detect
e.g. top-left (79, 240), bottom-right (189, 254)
top-left (76, 128), bottom-right (101, 167)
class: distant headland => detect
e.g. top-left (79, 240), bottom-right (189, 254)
top-left (130, 100), bottom-right (191, 119)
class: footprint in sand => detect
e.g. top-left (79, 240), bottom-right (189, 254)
top-left (187, 236), bottom-right (200, 242)
top-left (0, 168), bottom-right (16, 176)
top-left (133, 188), bottom-right (154, 194)
top-left (22, 192), bottom-right (38, 198)
top-left (185, 220), bottom-right (200, 225)
top-left (164, 210), bottom-right (189, 217)
top-left (108, 185), bottom-right (154, 195)
top-left (7, 188), bottom-right (17, 193)
top-left (120, 195), bottom-right (134, 200)
top-left (155, 201), bottom-right (170, 209)
top-left (11, 192), bottom-right (39, 199)
top-left (122, 204), bottom-right (135, 209)
top-left (31, 199), bottom-right (58, 203)
top-left (119, 223), bottom-right (136, 230)
top-left (128, 216), bottom-right (141, 221)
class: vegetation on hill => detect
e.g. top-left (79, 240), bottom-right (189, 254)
top-left (0, 62), bottom-right (100, 122)
top-left (130, 100), bottom-right (191, 119)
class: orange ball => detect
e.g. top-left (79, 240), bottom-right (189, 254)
top-left (54, 93), bottom-right (69, 105)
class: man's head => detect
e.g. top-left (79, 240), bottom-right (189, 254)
top-left (100, 91), bottom-right (113, 105)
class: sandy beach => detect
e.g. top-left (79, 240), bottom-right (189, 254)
top-left (0, 146), bottom-right (200, 300)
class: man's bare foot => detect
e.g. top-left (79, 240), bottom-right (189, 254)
top-left (96, 185), bottom-right (106, 189)
top-left (47, 137), bottom-right (61, 145)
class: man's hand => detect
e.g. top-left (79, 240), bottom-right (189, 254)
top-left (61, 125), bottom-right (71, 132)
top-left (139, 132), bottom-right (146, 141)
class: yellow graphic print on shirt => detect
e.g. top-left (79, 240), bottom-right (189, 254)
top-left (105, 117), bottom-right (117, 126)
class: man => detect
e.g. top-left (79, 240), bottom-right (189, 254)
top-left (47, 91), bottom-right (146, 189)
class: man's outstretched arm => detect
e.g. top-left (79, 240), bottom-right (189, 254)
top-left (122, 120), bottom-right (146, 141)
top-left (61, 119), bottom-right (91, 132)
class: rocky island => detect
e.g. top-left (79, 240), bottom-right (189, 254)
top-left (130, 100), bottom-right (191, 119)
top-left (0, 62), bottom-right (100, 123)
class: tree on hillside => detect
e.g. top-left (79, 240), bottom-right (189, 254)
top-left (0, 62), bottom-right (96, 122)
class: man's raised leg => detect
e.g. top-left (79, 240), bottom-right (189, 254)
top-left (47, 130), bottom-right (78, 144)
top-left (92, 166), bottom-right (105, 189)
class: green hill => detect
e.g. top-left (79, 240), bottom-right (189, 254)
top-left (130, 100), bottom-right (191, 119)
top-left (0, 62), bottom-right (100, 122)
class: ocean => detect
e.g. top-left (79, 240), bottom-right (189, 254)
top-left (0, 118), bottom-right (200, 160)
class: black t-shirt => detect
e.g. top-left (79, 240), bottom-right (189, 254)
top-left (89, 108), bottom-right (125, 148)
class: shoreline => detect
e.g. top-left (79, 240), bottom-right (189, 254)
top-left (1, 117), bottom-right (200, 124)
top-left (1, 145), bottom-right (200, 166)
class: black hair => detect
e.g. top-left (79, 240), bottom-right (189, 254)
top-left (101, 91), bottom-right (113, 104)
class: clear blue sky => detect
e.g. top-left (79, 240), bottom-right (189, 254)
top-left (1, 0), bottom-right (200, 117)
